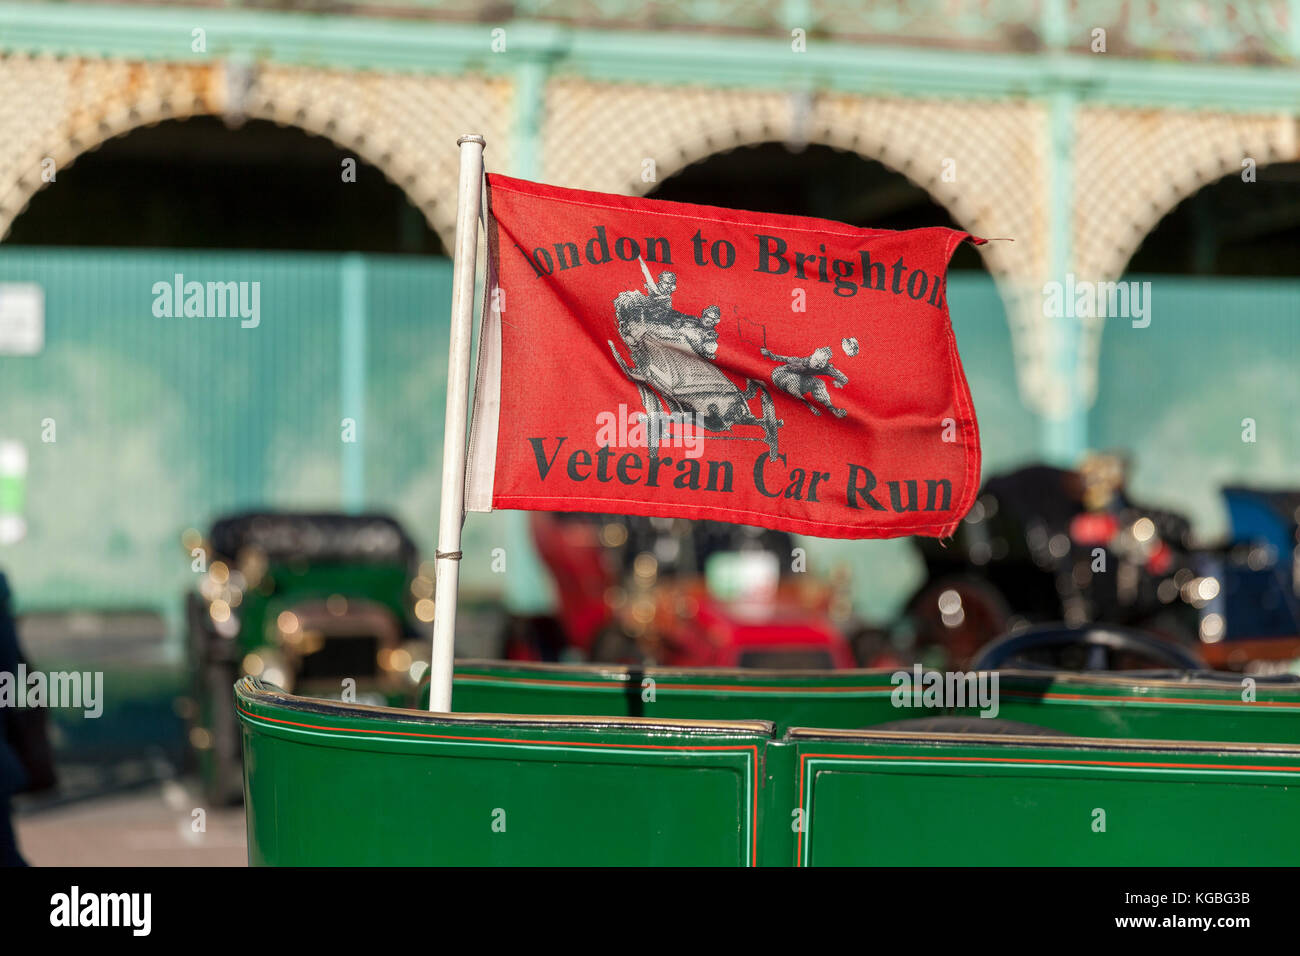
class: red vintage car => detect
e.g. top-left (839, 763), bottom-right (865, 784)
top-left (513, 511), bottom-right (856, 669)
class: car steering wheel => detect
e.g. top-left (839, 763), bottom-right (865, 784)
top-left (970, 624), bottom-right (1206, 672)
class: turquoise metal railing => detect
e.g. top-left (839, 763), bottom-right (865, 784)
top-left (0, 247), bottom-right (1026, 624)
top-left (3, 247), bottom-right (1294, 625)
top-left (0, 248), bottom-right (451, 615)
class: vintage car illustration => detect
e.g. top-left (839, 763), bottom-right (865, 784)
top-left (607, 263), bottom-right (784, 463)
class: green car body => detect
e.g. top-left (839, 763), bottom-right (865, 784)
top-left (238, 661), bottom-right (1300, 865)
top-left (450, 659), bottom-right (1300, 744)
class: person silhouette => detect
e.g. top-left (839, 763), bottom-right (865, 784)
top-left (761, 344), bottom-right (849, 418)
top-left (0, 571), bottom-right (30, 865)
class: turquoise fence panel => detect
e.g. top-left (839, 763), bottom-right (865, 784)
top-left (0, 249), bottom-right (1025, 632)
top-left (361, 254), bottom-right (514, 598)
top-left (0, 248), bottom-right (448, 625)
top-left (1092, 275), bottom-right (1300, 541)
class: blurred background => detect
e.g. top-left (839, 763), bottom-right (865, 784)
top-left (0, 0), bottom-right (1298, 862)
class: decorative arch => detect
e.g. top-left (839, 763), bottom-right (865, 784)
top-left (0, 53), bottom-right (515, 251)
top-left (541, 78), bottom-right (1054, 412)
top-left (1071, 106), bottom-right (1298, 406)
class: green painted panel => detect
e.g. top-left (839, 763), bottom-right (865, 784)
top-left (451, 661), bottom-right (1300, 744)
top-left (452, 662), bottom-right (901, 731)
top-left (237, 677), bottom-right (768, 866)
top-left (757, 739), bottom-right (799, 867)
top-left (793, 734), bottom-right (1300, 866)
top-left (240, 676), bottom-right (1300, 866)
top-left (975, 675), bottom-right (1300, 745)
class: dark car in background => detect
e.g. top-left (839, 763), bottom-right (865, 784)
top-left (186, 512), bottom-right (429, 802)
top-left (902, 456), bottom-right (1205, 669)
top-left (1194, 486), bottom-right (1300, 672)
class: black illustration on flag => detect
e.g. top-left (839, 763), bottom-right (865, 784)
top-left (740, 316), bottom-right (854, 419)
top-left (607, 261), bottom-right (784, 463)
top-left (761, 344), bottom-right (850, 418)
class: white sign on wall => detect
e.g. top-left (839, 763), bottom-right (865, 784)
top-left (0, 440), bottom-right (26, 545)
top-left (0, 283), bottom-right (44, 355)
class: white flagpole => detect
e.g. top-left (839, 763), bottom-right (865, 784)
top-left (429, 133), bottom-right (486, 712)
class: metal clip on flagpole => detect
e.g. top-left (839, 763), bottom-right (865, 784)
top-left (429, 133), bottom-right (486, 712)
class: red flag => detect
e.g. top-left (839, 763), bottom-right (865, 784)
top-left (466, 174), bottom-right (983, 540)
